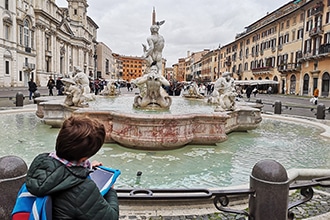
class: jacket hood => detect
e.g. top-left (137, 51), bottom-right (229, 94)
top-left (25, 153), bottom-right (90, 197)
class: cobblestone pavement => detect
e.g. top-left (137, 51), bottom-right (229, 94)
top-left (1, 88), bottom-right (330, 219)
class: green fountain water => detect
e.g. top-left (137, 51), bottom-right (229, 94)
top-left (1, 111), bottom-right (329, 189)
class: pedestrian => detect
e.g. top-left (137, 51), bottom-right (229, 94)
top-left (311, 88), bottom-right (319, 105)
top-left (252, 87), bottom-right (258, 97)
top-left (47, 76), bottom-right (55, 96)
top-left (56, 76), bottom-right (64, 95)
top-left (127, 82), bottom-right (131, 91)
top-left (246, 85), bottom-right (253, 101)
top-left (267, 86), bottom-right (272, 95)
top-left (25, 116), bottom-right (119, 219)
top-left (28, 78), bottom-right (37, 100)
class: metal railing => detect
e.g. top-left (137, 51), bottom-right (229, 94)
top-left (117, 176), bottom-right (330, 219)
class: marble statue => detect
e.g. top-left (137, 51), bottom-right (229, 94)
top-left (61, 78), bottom-right (86, 107)
top-left (182, 81), bottom-right (204, 99)
top-left (71, 67), bottom-right (94, 101)
top-left (100, 80), bottom-right (119, 96)
top-left (208, 72), bottom-right (237, 111)
top-left (61, 66), bottom-right (95, 107)
top-left (142, 20), bottom-right (165, 73)
top-left (132, 63), bottom-right (171, 109)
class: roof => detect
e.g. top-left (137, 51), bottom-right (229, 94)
top-left (234, 80), bottom-right (279, 86)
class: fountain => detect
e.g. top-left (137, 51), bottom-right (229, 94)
top-left (1, 111), bottom-right (330, 189)
top-left (34, 16), bottom-right (262, 150)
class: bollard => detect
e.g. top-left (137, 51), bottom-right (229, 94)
top-left (33, 90), bottom-right (40, 104)
top-left (249, 159), bottom-right (289, 220)
top-left (274, 100), bottom-right (282, 114)
top-left (316, 103), bottom-right (325, 119)
top-left (0, 156), bottom-right (27, 220)
top-left (15, 92), bottom-right (24, 107)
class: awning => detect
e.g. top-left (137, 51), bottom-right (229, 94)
top-left (234, 80), bottom-right (279, 86)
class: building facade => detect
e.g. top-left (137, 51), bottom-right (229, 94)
top-left (0, 0), bottom-right (98, 87)
top-left (96, 42), bottom-right (115, 80)
top-left (172, 0), bottom-right (330, 97)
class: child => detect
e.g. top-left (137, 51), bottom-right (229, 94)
top-left (25, 116), bottom-right (119, 219)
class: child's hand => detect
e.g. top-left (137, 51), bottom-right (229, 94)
top-left (91, 160), bottom-right (102, 168)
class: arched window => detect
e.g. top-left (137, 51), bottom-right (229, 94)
top-left (24, 20), bottom-right (29, 47)
top-left (303, 73), bottom-right (309, 95)
top-left (290, 74), bottom-right (296, 94)
top-left (244, 62), bottom-right (248, 71)
top-left (321, 72), bottom-right (330, 97)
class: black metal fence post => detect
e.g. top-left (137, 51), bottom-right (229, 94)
top-left (274, 101), bottom-right (282, 114)
top-left (316, 103), bottom-right (325, 119)
top-left (249, 159), bottom-right (289, 220)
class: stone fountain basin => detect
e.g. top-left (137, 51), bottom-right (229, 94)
top-left (35, 97), bottom-right (262, 150)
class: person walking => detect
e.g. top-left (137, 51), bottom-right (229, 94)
top-left (312, 88), bottom-right (319, 105)
top-left (56, 76), bottom-right (64, 95)
top-left (246, 85), bottom-right (253, 101)
top-left (28, 78), bottom-right (37, 100)
top-left (47, 76), bottom-right (55, 96)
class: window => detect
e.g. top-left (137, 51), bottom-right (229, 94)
top-left (286, 20), bottom-right (290, 28)
top-left (46, 36), bottom-right (50, 51)
top-left (278, 36), bottom-right (283, 45)
top-left (297, 29), bottom-right (303, 40)
top-left (5, 0), bottom-right (8, 10)
top-left (74, 9), bottom-right (77, 15)
top-left (324, 32), bottom-right (330, 44)
top-left (326, 12), bottom-right (330, 24)
top-left (23, 20), bottom-right (30, 47)
top-left (5, 61), bottom-right (9, 74)
top-left (292, 30), bottom-right (295, 41)
top-left (304, 39), bottom-right (311, 54)
top-left (284, 34), bottom-right (289, 43)
top-left (306, 20), bottom-right (312, 31)
top-left (19, 26), bottom-right (23, 45)
top-left (4, 25), bottom-right (9, 40)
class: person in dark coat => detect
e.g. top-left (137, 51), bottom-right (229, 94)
top-left (47, 76), bottom-right (55, 96)
top-left (28, 78), bottom-right (37, 100)
top-left (25, 116), bottom-right (119, 219)
top-left (246, 85), bottom-right (253, 101)
top-left (56, 77), bottom-right (64, 95)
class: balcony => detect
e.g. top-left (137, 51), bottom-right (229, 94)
top-left (309, 27), bottom-right (323, 37)
top-left (278, 63), bottom-right (301, 74)
top-left (311, 3), bottom-right (324, 16)
top-left (319, 43), bottom-right (330, 54)
top-left (251, 66), bottom-right (273, 75)
top-left (300, 45), bottom-right (330, 62)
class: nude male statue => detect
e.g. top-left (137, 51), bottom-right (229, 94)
top-left (142, 21), bottom-right (165, 73)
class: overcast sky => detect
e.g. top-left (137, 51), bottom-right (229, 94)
top-left (56, 0), bottom-right (290, 66)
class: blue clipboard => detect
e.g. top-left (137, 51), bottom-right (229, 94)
top-left (89, 166), bottom-right (121, 196)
